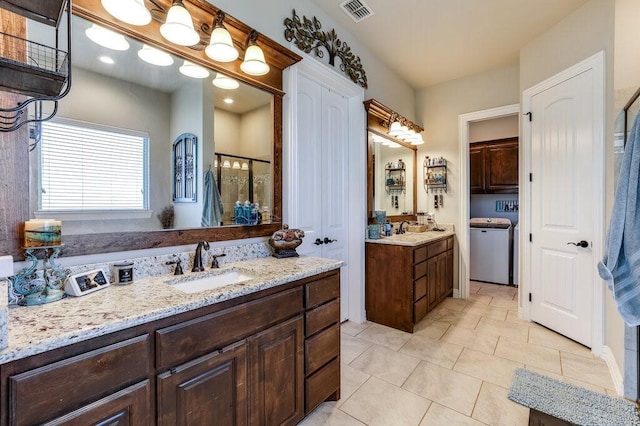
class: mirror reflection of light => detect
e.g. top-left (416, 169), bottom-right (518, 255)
top-left (137, 44), bottom-right (174, 66)
top-left (212, 74), bottom-right (240, 90)
top-left (101, 0), bottom-right (151, 26)
top-left (241, 162), bottom-right (249, 170)
top-left (232, 161), bottom-right (241, 169)
top-left (86, 24), bottom-right (130, 51)
top-left (179, 60), bottom-right (210, 78)
top-left (223, 97), bottom-right (234, 104)
top-left (222, 160), bottom-right (231, 168)
top-left (99, 55), bottom-right (115, 65)
top-left (388, 142), bottom-right (401, 148)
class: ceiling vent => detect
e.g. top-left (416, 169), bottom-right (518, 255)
top-left (339, 0), bottom-right (374, 23)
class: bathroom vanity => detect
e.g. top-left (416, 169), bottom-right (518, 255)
top-left (0, 257), bottom-right (341, 425)
top-left (365, 231), bottom-right (454, 332)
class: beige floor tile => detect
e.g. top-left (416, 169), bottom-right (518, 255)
top-left (355, 323), bottom-right (412, 351)
top-left (528, 325), bottom-right (592, 358)
top-left (506, 310), bottom-right (530, 324)
top-left (495, 337), bottom-right (561, 373)
top-left (341, 333), bottom-right (373, 364)
top-left (341, 320), bottom-right (372, 337)
top-left (436, 297), bottom-right (469, 312)
top-left (337, 363), bottom-right (370, 408)
top-left (462, 303), bottom-right (509, 321)
top-left (403, 361), bottom-right (482, 416)
top-left (413, 319), bottom-right (450, 339)
top-left (350, 345), bottom-right (421, 386)
top-left (561, 351), bottom-right (616, 390)
top-left (475, 316), bottom-right (529, 342)
top-left (467, 294), bottom-right (493, 305)
top-left (453, 348), bottom-right (524, 388)
top-left (425, 308), bottom-right (482, 330)
top-left (300, 402), bottom-right (365, 426)
top-left (420, 403), bottom-right (486, 426)
top-left (441, 325), bottom-right (499, 355)
top-left (340, 376), bottom-right (431, 426)
top-left (525, 366), bottom-right (607, 394)
top-left (399, 335), bottom-right (464, 369)
top-left (471, 382), bottom-right (529, 426)
top-left (489, 297), bottom-right (519, 310)
top-left (469, 283), bottom-right (482, 294)
top-left (477, 284), bottom-right (517, 299)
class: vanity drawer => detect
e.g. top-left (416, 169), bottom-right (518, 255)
top-left (414, 297), bottom-right (427, 323)
top-left (428, 239), bottom-right (448, 258)
top-left (414, 276), bottom-right (427, 301)
top-left (305, 324), bottom-right (340, 375)
top-left (305, 357), bottom-right (340, 413)
top-left (9, 334), bottom-right (150, 426)
top-left (414, 246), bottom-right (428, 263)
top-left (306, 298), bottom-right (340, 337)
top-left (414, 261), bottom-right (427, 279)
top-left (156, 287), bottom-right (303, 369)
top-left (305, 273), bottom-right (340, 308)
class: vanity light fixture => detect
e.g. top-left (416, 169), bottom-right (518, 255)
top-left (241, 162), bottom-right (249, 170)
top-left (205, 11), bottom-right (239, 62)
top-left (410, 133), bottom-right (425, 145)
top-left (101, 0), bottom-right (151, 26)
top-left (212, 73), bottom-right (240, 89)
top-left (387, 142), bottom-right (401, 148)
top-left (240, 30), bottom-right (270, 76)
top-left (179, 60), bottom-right (210, 78)
top-left (137, 44), bottom-right (174, 66)
top-left (99, 55), bottom-right (115, 64)
top-left (160, 0), bottom-right (200, 46)
top-left (85, 24), bottom-right (130, 51)
top-left (223, 97), bottom-right (234, 104)
top-left (222, 160), bottom-right (231, 168)
top-left (388, 120), bottom-right (403, 137)
top-left (232, 161), bottom-right (241, 169)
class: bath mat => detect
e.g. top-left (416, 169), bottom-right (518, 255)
top-left (508, 368), bottom-right (640, 426)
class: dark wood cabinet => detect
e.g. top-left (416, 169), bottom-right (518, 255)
top-left (365, 236), bottom-right (454, 332)
top-left (0, 270), bottom-right (341, 426)
top-left (157, 342), bottom-right (248, 426)
top-left (470, 138), bottom-right (519, 193)
top-left (249, 316), bottom-right (304, 426)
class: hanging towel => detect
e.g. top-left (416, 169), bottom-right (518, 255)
top-left (201, 170), bottom-right (224, 227)
top-left (598, 111), bottom-right (640, 325)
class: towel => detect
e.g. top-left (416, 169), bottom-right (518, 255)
top-left (598, 112), bottom-right (640, 325)
top-left (201, 170), bottom-right (224, 227)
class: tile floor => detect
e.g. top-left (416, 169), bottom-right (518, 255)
top-left (301, 281), bottom-right (618, 426)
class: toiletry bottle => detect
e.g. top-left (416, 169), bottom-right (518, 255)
top-left (262, 206), bottom-right (270, 223)
top-left (234, 201), bottom-right (242, 224)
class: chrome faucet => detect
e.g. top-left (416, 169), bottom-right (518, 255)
top-left (398, 221), bottom-right (410, 234)
top-left (192, 241), bottom-right (210, 272)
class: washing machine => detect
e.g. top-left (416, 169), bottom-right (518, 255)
top-left (512, 223), bottom-right (519, 285)
top-left (469, 218), bottom-right (511, 285)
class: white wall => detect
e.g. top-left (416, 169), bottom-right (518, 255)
top-left (240, 105), bottom-right (272, 160)
top-left (469, 115), bottom-right (518, 143)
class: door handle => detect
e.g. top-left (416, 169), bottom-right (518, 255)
top-left (323, 237), bottom-right (337, 244)
top-left (314, 238), bottom-right (323, 245)
top-left (567, 240), bottom-right (589, 248)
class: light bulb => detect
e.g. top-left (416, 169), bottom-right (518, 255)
top-left (85, 24), bottom-right (129, 51)
top-left (205, 26), bottom-right (239, 62)
top-left (160, 1), bottom-right (200, 46)
top-left (101, 0), bottom-right (151, 26)
top-left (240, 44), bottom-right (270, 76)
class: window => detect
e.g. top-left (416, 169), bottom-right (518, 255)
top-left (38, 119), bottom-right (149, 213)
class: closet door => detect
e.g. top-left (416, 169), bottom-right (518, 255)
top-left (293, 74), bottom-right (349, 321)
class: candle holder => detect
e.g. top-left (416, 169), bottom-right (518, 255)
top-left (10, 246), bottom-right (69, 306)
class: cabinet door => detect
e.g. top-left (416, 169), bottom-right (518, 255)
top-left (485, 142), bottom-right (518, 192)
top-left (427, 257), bottom-right (439, 311)
top-left (43, 381), bottom-right (151, 426)
top-left (469, 146), bottom-right (485, 193)
top-left (446, 249), bottom-right (454, 297)
top-left (157, 342), bottom-right (247, 426)
top-left (437, 252), bottom-right (448, 301)
top-left (249, 315), bottom-right (304, 426)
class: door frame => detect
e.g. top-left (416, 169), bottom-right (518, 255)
top-left (521, 51), bottom-right (605, 355)
top-left (283, 50), bottom-right (366, 323)
top-left (457, 103), bottom-right (520, 299)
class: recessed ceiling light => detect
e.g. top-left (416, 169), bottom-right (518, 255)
top-left (223, 97), bottom-right (234, 104)
top-left (99, 55), bottom-right (115, 64)
top-left (85, 24), bottom-right (129, 51)
top-left (137, 44), bottom-right (174, 66)
top-left (179, 60), bottom-right (210, 78)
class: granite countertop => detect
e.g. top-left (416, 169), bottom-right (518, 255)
top-left (365, 226), bottom-right (455, 247)
top-left (0, 256), bottom-right (342, 365)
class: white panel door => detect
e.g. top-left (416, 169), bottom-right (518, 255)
top-left (293, 74), bottom-right (349, 321)
top-left (530, 69), bottom-right (595, 346)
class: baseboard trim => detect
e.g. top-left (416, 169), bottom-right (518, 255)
top-left (453, 289), bottom-right (460, 298)
top-left (601, 345), bottom-right (624, 396)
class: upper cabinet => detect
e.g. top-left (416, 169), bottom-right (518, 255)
top-left (470, 137), bottom-right (519, 194)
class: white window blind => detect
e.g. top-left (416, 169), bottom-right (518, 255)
top-left (39, 119), bottom-right (149, 211)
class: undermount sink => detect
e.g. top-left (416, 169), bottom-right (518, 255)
top-left (167, 269), bottom-right (256, 293)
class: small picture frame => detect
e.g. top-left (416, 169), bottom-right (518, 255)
top-left (65, 269), bottom-right (110, 296)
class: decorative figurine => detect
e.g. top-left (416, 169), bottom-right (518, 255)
top-left (268, 224), bottom-right (304, 258)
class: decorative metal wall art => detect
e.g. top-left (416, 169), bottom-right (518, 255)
top-left (284, 10), bottom-right (368, 88)
top-left (173, 133), bottom-right (197, 203)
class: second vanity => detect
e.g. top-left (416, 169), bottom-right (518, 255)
top-left (365, 229), bottom-right (455, 333)
top-left (0, 256), bottom-right (342, 425)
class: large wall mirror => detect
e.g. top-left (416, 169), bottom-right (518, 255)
top-left (365, 100), bottom-right (419, 223)
top-left (4, 0), bottom-right (301, 257)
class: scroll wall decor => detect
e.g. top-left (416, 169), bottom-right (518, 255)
top-left (284, 9), bottom-right (368, 88)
